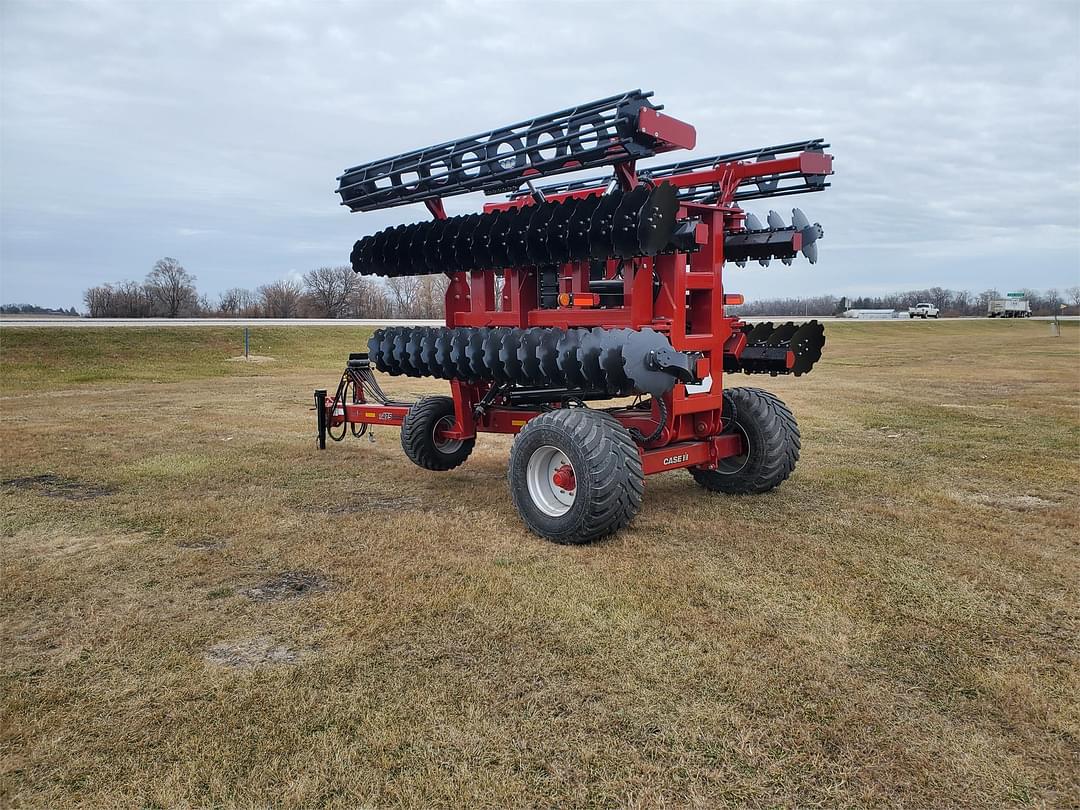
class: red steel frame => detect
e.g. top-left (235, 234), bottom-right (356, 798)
top-left (327, 146), bottom-right (832, 476)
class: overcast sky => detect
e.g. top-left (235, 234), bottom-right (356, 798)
top-left (1, 0), bottom-right (1078, 309)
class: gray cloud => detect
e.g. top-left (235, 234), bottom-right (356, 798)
top-left (1, 0), bottom-right (1078, 307)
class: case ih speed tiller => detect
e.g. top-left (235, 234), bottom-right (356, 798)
top-left (316, 90), bottom-right (833, 543)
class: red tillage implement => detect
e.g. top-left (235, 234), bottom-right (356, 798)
top-left (317, 90), bottom-right (834, 543)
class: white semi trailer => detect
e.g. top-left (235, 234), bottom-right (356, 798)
top-left (988, 295), bottom-right (1031, 318)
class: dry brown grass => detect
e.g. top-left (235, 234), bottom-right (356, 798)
top-left (1, 320), bottom-right (1078, 808)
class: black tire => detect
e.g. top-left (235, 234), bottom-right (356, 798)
top-left (689, 387), bottom-right (800, 494)
top-left (508, 409), bottom-right (644, 544)
top-left (400, 396), bottom-right (474, 471)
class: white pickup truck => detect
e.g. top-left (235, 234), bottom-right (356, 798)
top-left (909, 303), bottom-right (940, 319)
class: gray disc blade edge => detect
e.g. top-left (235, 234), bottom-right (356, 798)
top-left (622, 327), bottom-right (678, 397)
top-left (637, 182), bottom-right (679, 255)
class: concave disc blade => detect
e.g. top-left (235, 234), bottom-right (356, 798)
top-left (578, 328), bottom-right (606, 389)
top-left (379, 328), bottom-right (400, 374)
top-left (423, 218), bottom-right (445, 270)
top-left (408, 222), bottom-right (436, 273)
top-left (453, 214), bottom-right (482, 272)
top-left (420, 327), bottom-right (440, 375)
top-left (567, 195), bottom-right (602, 260)
top-left (471, 211), bottom-right (499, 269)
top-left (766, 322), bottom-right (798, 347)
top-left (403, 223), bottom-right (430, 275)
top-left (637, 182), bottom-right (679, 255)
top-left (488, 210), bottom-right (515, 268)
top-left (790, 320), bottom-right (826, 376)
top-left (449, 328), bottom-right (473, 380)
top-left (546, 199), bottom-right (577, 265)
top-left (434, 329), bottom-right (455, 378)
top-left (745, 322), bottom-right (774, 345)
top-left (484, 328), bottom-right (510, 383)
top-left (384, 225), bottom-right (411, 276)
top-left (499, 328), bottom-right (525, 384)
top-left (622, 327), bottom-right (679, 397)
top-left (526, 202), bottom-right (557, 264)
top-left (588, 192), bottom-right (623, 260)
top-left (351, 236), bottom-right (371, 273)
top-left (404, 328), bottom-right (426, 376)
top-left (369, 228), bottom-right (392, 274)
top-left (466, 328), bottom-right (490, 379)
top-left (506, 207), bottom-right (534, 267)
top-left (538, 328), bottom-right (564, 387)
top-left (367, 330), bottom-right (384, 369)
top-left (599, 328), bottom-right (632, 394)
top-left (556, 328), bottom-right (586, 389)
top-left (611, 186), bottom-right (650, 258)
top-left (767, 210), bottom-right (785, 229)
top-left (437, 217), bottom-right (465, 273)
top-left (744, 212), bottom-right (764, 231)
top-left (791, 207), bottom-right (811, 237)
top-left (517, 328), bottom-right (546, 386)
top-left (395, 329), bottom-right (417, 376)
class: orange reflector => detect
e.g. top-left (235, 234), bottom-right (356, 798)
top-left (723, 293), bottom-right (745, 306)
top-left (558, 292), bottom-right (599, 308)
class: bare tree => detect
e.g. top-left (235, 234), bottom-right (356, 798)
top-left (1066, 286), bottom-right (1080, 310)
top-left (114, 280), bottom-right (153, 316)
top-left (83, 284), bottom-right (114, 317)
top-left (218, 288), bottom-right (243, 316)
top-left (976, 289), bottom-right (1000, 313)
top-left (145, 257), bottom-right (197, 317)
top-left (347, 277), bottom-right (393, 318)
top-left (258, 279), bottom-right (304, 318)
top-left (416, 274), bottom-right (448, 318)
top-left (302, 266), bottom-right (358, 318)
top-left (385, 276), bottom-right (422, 317)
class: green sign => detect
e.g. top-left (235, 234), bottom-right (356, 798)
top-left (1006, 292), bottom-right (1025, 298)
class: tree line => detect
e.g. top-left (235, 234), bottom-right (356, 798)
top-left (73, 259), bottom-right (1080, 319)
top-left (738, 286), bottom-right (1080, 317)
top-left (81, 258), bottom-right (448, 319)
top-left (0, 303), bottom-right (80, 316)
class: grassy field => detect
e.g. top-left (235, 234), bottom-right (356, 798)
top-left (1, 320), bottom-right (1078, 808)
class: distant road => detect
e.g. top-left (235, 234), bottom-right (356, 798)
top-left (0, 317), bottom-right (446, 328)
top-left (1, 315), bottom-right (1074, 328)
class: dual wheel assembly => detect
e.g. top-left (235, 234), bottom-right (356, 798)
top-left (399, 389), bottom-right (801, 544)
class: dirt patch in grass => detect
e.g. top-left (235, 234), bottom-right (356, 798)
top-left (227, 354), bottom-right (276, 363)
top-left (205, 636), bottom-right (312, 669)
top-left (176, 539), bottom-right (225, 551)
top-left (303, 493), bottom-right (426, 514)
top-left (950, 491), bottom-right (1060, 510)
top-left (243, 571), bottom-right (329, 602)
top-left (2, 473), bottom-right (115, 500)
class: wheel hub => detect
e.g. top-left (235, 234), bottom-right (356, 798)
top-left (432, 415), bottom-right (463, 453)
top-left (551, 464), bottom-right (576, 491)
top-left (526, 446), bottom-right (577, 517)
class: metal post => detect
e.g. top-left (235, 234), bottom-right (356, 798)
top-left (244, 327), bottom-right (250, 358)
top-left (314, 389), bottom-right (327, 450)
